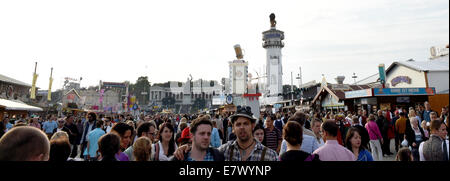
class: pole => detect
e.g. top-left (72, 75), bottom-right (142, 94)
top-left (291, 72), bottom-right (293, 104)
top-left (299, 66), bottom-right (302, 101)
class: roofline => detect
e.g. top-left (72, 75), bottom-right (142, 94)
top-left (386, 61), bottom-right (423, 75)
top-left (312, 86), bottom-right (340, 104)
top-left (386, 61), bottom-right (449, 75)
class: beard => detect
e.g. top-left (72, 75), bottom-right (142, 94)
top-left (194, 140), bottom-right (209, 151)
top-left (238, 131), bottom-right (251, 142)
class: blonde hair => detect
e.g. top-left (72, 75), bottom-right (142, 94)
top-left (50, 131), bottom-right (69, 141)
top-left (133, 137), bottom-right (152, 161)
top-left (408, 110), bottom-right (416, 118)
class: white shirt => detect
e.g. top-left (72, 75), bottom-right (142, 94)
top-left (151, 141), bottom-right (178, 161)
top-left (105, 125), bottom-right (112, 133)
top-left (419, 136), bottom-right (449, 161)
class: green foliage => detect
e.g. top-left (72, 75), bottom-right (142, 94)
top-left (129, 76), bottom-right (150, 105)
top-left (162, 97), bottom-right (176, 108)
top-left (191, 98), bottom-right (206, 113)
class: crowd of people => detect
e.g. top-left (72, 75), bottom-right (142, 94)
top-left (0, 101), bottom-right (448, 161)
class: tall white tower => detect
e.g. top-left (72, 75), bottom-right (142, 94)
top-left (263, 13), bottom-right (284, 104)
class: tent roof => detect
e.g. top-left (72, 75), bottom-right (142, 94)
top-left (0, 98), bottom-right (43, 111)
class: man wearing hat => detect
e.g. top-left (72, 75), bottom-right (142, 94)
top-left (174, 106), bottom-right (278, 161)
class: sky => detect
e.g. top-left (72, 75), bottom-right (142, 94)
top-left (0, 0), bottom-right (448, 90)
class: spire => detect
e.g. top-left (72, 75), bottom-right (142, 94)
top-left (321, 74), bottom-right (327, 88)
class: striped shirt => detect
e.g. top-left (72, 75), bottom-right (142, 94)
top-left (265, 127), bottom-right (282, 152)
top-left (218, 139), bottom-right (279, 161)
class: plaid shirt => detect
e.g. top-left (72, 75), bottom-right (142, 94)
top-left (218, 139), bottom-right (279, 161)
top-left (186, 150), bottom-right (215, 161)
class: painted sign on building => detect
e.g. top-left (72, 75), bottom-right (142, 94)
top-left (373, 87), bottom-right (435, 96)
top-left (345, 89), bottom-right (373, 99)
top-left (391, 76), bottom-right (412, 87)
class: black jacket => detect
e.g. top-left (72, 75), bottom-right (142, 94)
top-left (405, 124), bottom-right (427, 148)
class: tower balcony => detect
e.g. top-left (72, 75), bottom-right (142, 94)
top-left (262, 41), bottom-right (285, 48)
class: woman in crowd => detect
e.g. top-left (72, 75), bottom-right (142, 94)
top-left (111, 122), bottom-right (134, 161)
top-left (365, 114), bottom-right (383, 161)
top-left (280, 121), bottom-right (319, 161)
top-left (133, 137), bottom-right (152, 161)
top-left (408, 110), bottom-right (422, 127)
top-left (98, 133), bottom-right (121, 161)
top-left (253, 124), bottom-right (266, 145)
top-left (405, 117), bottom-right (427, 161)
top-left (345, 127), bottom-right (373, 161)
top-left (152, 122), bottom-right (177, 161)
top-left (421, 121), bottom-right (430, 138)
top-left (126, 120), bottom-right (137, 145)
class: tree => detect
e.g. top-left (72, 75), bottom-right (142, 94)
top-left (129, 76), bottom-right (151, 106)
top-left (162, 97), bottom-right (176, 108)
top-left (191, 98), bottom-right (206, 113)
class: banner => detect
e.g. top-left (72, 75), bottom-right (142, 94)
top-left (99, 89), bottom-right (105, 104)
top-left (47, 77), bottom-right (53, 101)
top-left (378, 64), bottom-right (386, 86)
top-left (30, 73), bottom-right (38, 99)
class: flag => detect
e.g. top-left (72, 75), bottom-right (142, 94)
top-left (30, 73), bottom-right (38, 99)
top-left (47, 77), bottom-right (53, 101)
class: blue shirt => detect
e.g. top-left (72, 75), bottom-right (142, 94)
top-left (5, 122), bottom-right (13, 131)
top-left (210, 128), bottom-right (221, 148)
top-left (43, 120), bottom-right (58, 134)
top-left (280, 134), bottom-right (319, 155)
top-left (357, 149), bottom-right (374, 161)
top-left (423, 110), bottom-right (432, 122)
top-left (84, 128), bottom-right (106, 157)
top-left (186, 150), bottom-right (214, 161)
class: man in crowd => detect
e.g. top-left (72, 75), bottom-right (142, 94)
top-left (64, 114), bottom-right (79, 158)
top-left (377, 110), bottom-right (393, 156)
top-left (0, 126), bottom-right (50, 161)
top-left (423, 102), bottom-right (434, 123)
top-left (419, 119), bottom-right (448, 161)
top-left (172, 116), bottom-right (224, 161)
top-left (42, 115), bottom-right (58, 139)
top-left (175, 106), bottom-right (278, 161)
top-left (84, 120), bottom-right (105, 161)
top-left (265, 114), bottom-right (282, 153)
top-left (313, 120), bottom-right (356, 161)
top-left (124, 122), bottom-right (156, 161)
top-left (273, 113), bottom-right (285, 135)
top-left (395, 112), bottom-right (407, 152)
top-left (279, 111), bottom-right (320, 155)
top-left (80, 112), bottom-right (98, 158)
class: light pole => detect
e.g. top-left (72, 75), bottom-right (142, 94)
top-left (296, 66), bottom-right (302, 101)
top-left (290, 72), bottom-right (294, 105)
top-left (352, 73), bottom-right (357, 85)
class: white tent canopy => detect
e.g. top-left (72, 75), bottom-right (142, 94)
top-left (0, 98), bottom-right (43, 112)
